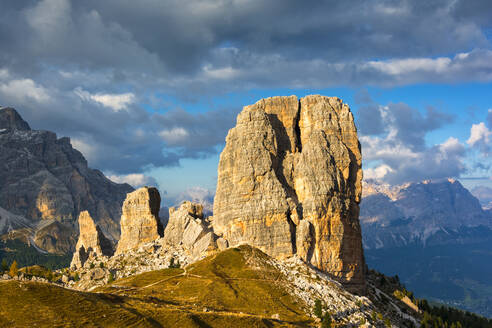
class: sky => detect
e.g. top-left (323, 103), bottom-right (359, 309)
top-left (0, 0), bottom-right (491, 206)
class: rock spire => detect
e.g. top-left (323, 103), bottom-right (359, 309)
top-left (71, 211), bottom-right (114, 269)
top-left (115, 187), bottom-right (163, 254)
top-left (212, 95), bottom-right (365, 292)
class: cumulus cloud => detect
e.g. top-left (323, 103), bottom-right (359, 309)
top-left (362, 136), bottom-right (466, 184)
top-left (466, 122), bottom-right (492, 146)
top-left (174, 186), bottom-right (214, 215)
top-left (107, 173), bottom-right (158, 189)
top-left (358, 96), bottom-right (467, 184)
top-left (0, 77), bottom-right (51, 105)
top-left (356, 97), bottom-right (453, 151)
top-left (75, 88), bottom-right (135, 111)
top-left (364, 165), bottom-right (394, 180)
top-left (159, 127), bottom-right (189, 145)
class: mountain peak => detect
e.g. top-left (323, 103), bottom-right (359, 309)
top-left (0, 107), bottom-right (31, 131)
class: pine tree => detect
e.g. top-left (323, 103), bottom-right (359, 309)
top-left (9, 260), bottom-right (18, 277)
top-left (1, 259), bottom-right (7, 272)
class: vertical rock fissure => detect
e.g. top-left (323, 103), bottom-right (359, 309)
top-left (286, 208), bottom-right (297, 254)
top-left (294, 99), bottom-right (302, 153)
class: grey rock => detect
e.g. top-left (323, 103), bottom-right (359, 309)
top-left (216, 237), bottom-right (228, 251)
top-left (0, 107), bottom-right (133, 253)
top-left (163, 201), bottom-right (217, 259)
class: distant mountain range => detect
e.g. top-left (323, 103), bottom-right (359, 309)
top-left (0, 107), bottom-right (133, 254)
top-left (360, 178), bottom-right (492, 317)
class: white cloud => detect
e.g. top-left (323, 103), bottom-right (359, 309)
top-left (107, 173), bottom-right (158, 188)
top-left (467, 122), bottom-right (491, 146)
top-left (159, 127), bottom-right (189, 144)
top-left (364, 164), bottom-right (394, 180)
top-left (203, 65), bottom-right (241, 80)
top-left (74, 88), bottom-right (135, 111)
top-left (175, 186), bottom-right (214, 214)
top-left (0, 78), bottom-right (51, 104)
top-left (367, 57), bottom-right (452, 76)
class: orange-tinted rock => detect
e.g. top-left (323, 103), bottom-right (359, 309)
top-left (115, 187), bottom-right (163, 254)
top-left (71, 211), bottom-right (113, 269)
top-left (213, 95), bottom-right (365, 292)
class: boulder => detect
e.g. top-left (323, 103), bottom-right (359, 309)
top-left (163, 201), bottom-right (217, 259)
top-left (115, 187), bottom-right (163, 254)
top-left (70, 211), bottom-right (114, 269)
top-left (212, 95), bottom-right (365, 292)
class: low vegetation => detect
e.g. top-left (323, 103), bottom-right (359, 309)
top-left (1, 245), bottom-right (313, 327)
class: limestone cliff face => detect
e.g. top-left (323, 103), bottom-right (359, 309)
top-left (115, 187), bottom-right (163, 254)
top-left (163, 201), bottom-right (217, 259)
top-left (212, 95), bottom-right (365, 291)
top-left (71, 211), bottom-right (114, 269)
top-left (360, 179), bottom-right (492, 249)
top-left (0, 107), bottom-right (133, 253)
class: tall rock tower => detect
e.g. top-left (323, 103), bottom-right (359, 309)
top-left (212, 95), bottom-right (365, 292)
top-left (115, 187), bottom-right (163, 254)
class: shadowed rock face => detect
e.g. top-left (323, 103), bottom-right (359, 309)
top-left (0, 107), bottom-right (133, 253)
top-left (212, 95), bottom-right (365, 292)
top-left (71, 211), bottom-right (114, 269)
top-left (115, 187), bottom-right (163, 254)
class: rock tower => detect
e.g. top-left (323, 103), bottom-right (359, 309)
top-left (115, 187), bottom-right (163, 254)
top-left (212, 95), bottom-right (365, 292)
top-left (71, 211), bottom-right (114, 269)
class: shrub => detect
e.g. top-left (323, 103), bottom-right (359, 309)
top-left (1, 259), bottom-right (8, 272)
top-left (314, 299), bottom-right (323, 319)
top-left (108, 272), bottom-right (114, 283)
top-left (321, 312), bottom-right (332, 328)
top-left (90, 263), bottom-right (95, 269)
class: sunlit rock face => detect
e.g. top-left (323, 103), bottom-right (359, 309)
top-left (71, 211), bottom-right (114, 269)
top-left (212, 95), bottom-right (365, 292)
top-left (115, 187), bottom-right (163, 254)
top-left (0, 107), bottom-right (133, 253)
top-left (163, 201), bottom-right (218, 259)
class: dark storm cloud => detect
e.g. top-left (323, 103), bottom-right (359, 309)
top-left (153, 106), bottom-right (239, 156)
top-left (0, 0), bottom-right (491, 176)
top-left (0, 0), bottom-right (491, 83)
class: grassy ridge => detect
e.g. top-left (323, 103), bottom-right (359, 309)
top-left (0, 246), bottom-right (314, 328)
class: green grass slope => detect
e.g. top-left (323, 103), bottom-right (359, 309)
top-left (0, 245), bottom-right (313, 328)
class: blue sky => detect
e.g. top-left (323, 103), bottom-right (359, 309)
top-left (0, 0), bottom-right (491, 205)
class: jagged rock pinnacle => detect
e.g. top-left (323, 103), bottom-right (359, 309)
top-left (115, 187), bottom-right (163, 254)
